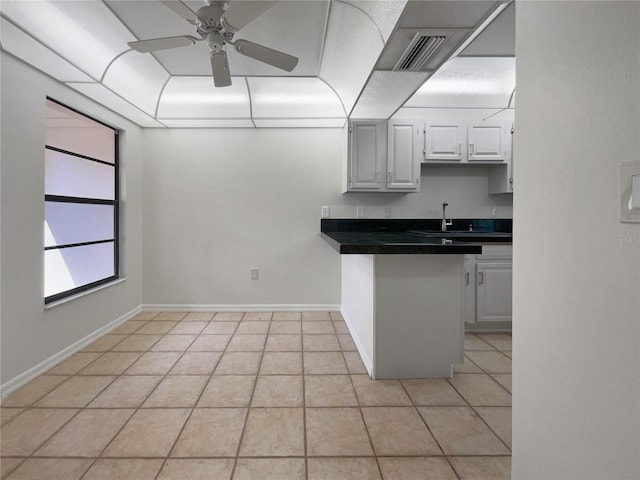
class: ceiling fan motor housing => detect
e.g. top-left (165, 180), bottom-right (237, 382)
top-left (196, 5), bottom-right (224, 33)
top-left (207, 31), bottom-right (225, 51)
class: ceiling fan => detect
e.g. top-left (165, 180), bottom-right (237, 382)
top-left (128, 0), bottom-right (299, 87)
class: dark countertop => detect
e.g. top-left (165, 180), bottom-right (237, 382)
top-left (321, 218), bottom-right (512, 255)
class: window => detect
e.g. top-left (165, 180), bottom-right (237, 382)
top-left (44, 98), bottom-right (119, 304)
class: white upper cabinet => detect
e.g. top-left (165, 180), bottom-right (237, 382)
top-left (422, 121), bottom-right (512, 165)
top-left (387, 121), bottom-right (420, 190)
top-left (467, 123), bottom-right (510, 162)
top-left (349, 121), bottom-right (385, 190)
top-left (346, 120), bottom-right (420, 193)
top-left (424, 123), bottom-right (466, 161)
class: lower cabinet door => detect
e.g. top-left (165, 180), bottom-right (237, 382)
top-left (463, 259), bottom-right (476, 324)
top-left (476, 261), bottom-right (513, 322)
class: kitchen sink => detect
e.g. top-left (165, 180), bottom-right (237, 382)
top-left (408, 230), bottom-right (512, 241)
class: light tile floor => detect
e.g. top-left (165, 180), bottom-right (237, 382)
top-left (0, 311), bottom-right (512, 480)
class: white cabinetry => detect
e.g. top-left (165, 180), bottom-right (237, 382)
top-left (346, 120), bottom-right (420, 192)
top-left (463, 256), bottom-right (477, 324)
top-left (488, 125), bottom-right (514, 194)
top-left (476, 261), bottom-right (513, 322)
top-left (423, 121), bottom-right (512, 165)
top-left (424, 123), bottom-right (466, 161)
top-left (464, 245), bottom-right (512, 325)
top-left (387, 120), bottom-right (421, 190)
top-left (349, 121), bottom-right (385, 190)
top-left (467, 123), bottom-right (509, 162)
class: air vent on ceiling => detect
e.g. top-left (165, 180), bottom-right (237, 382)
top-left (393, 33), bottom-right (447, 71)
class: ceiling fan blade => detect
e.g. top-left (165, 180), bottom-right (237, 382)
top-left (210, 51), bottom-right (232, 87)
top-left (234, 39), bottom-right (298, 72)
top-left (128, 35), bottom-right (199, 53)
top-left (159, 0), bottom-right (199, 24)
top-left (221, 1), bottom-right (276, 32)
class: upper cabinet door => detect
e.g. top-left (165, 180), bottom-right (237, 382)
top-left (424, 123), bottom-right (466, 161)
top-left (467, 123), bottom-right (510, 162)
top-left (349, 121), bottom-right (384, 189)
top-left (387, 121), bottom-right (420, 190)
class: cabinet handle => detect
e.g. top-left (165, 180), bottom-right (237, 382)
top-left (465, 272), bottom-right (470, 286)
top-left (387, 171), bottom-right (391, 184)
top-left (470, 143), bottom-right (475, 155)
top-left (459, 143), bottom-right (462, 155)
top-left (478, 271), bottom-right (484, 285)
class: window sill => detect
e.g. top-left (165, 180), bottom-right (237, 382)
top-left (44, 277), bottom-right (127, 310)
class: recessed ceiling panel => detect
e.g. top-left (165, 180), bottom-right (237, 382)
top-left (343, 1), bottom-right (408, 42)
top-left (1, 0), bottom-right (135, 80)
top-left (67, 83), bottom-right (164, 127)
top-left (253, 118), bottom-right (346, 128)
top-left (404, 57), bottom-right (515, 108)
top-left (110, 0), bottom-right (329, 77)
top-left (0, 17), bottom-right (93, 83)
top-left (103, 51), bottom-right (170, 117)
top-left (159, 119), bottom-right (255, 128)
top-left (397, 1), bottom-right (502, 29)
top-left (157, 77), bottom-right (251, 119)
top-left (350, 70), bottom-right (430, 118)
top-left (248, 77), bottom-right (345, 119)
top-left (319, 1), bottom-right (389, 113)
top-left (459, 2), bottom-right (514, 57)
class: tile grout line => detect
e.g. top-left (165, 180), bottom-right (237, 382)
top-left (396, 380), bottom-right (451, 466)
top-left (77, 312), bottom-right (192, 479)
top-left (301, 313), bottom-right (309, 480)
top-left (228, 311), bottom-right (270, 479)
top-left (42, 312), bottom-right (164, 480)
top-left (340, 347), bottom-right (384, 479)
top-left (157, 311), bottom-right (242, 480)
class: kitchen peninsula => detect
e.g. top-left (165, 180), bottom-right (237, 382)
top-left (321, 219), bottom-right (512, 379)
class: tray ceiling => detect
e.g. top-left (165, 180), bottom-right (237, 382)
top-left (0, 0), bottom-right (515, 128)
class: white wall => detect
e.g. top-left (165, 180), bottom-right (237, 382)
top-left (513, 3), bottom-right (640, 479)
top-left (142, 127), bottom-right (512, 306)
top-left (0, 52), bottom-right (144, 386)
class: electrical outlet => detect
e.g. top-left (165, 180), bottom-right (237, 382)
top-left (321, 206), bottom-right (330, 218)
top-left (384, 207), bottom-right (392, 218)
top-left (251, 268), bottom-right (259, 280)
top-left (357, 205), bottom-right (365, 217)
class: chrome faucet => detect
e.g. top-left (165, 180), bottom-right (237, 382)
top-left (441, 202), bottom-right (453, 231)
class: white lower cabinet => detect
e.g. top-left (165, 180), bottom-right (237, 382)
top-left (463, 256), bottom-right (477, 324)
top-left (464, 245), bottom-right (512, 324)
top-left (476, 261), bottom-right (513, 322)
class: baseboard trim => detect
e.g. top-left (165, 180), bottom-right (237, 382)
top-left (140, 304), bottom-right (342, 312)
top-left (340, 306), bottom-right (374, 378)
top-left (0, 305), bottom-right (141, 399)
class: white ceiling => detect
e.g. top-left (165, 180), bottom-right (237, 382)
top-left (0, 0), bottom-right (515, 128)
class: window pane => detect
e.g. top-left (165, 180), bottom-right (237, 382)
top-left (46, 100), bottom-right (115, 163)
top-left (45, 242), bottom-right (115, 298)
top-left (45, 202), bottom-right (114, 247)
top-left (45, 149), bottom-right (115, 200)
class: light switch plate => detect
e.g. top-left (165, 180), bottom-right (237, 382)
top-left (620, 161), bottom-right (640, 223)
